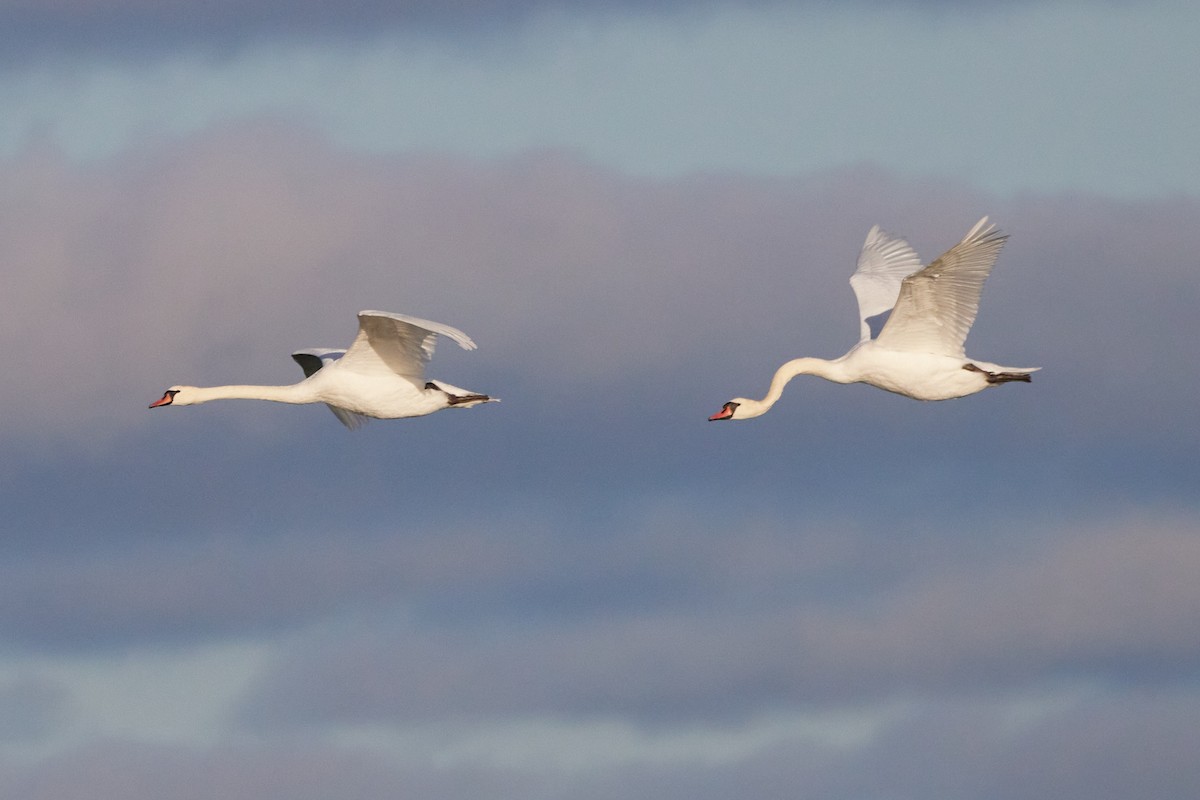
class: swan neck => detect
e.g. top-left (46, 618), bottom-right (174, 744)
top-left (768, 357), bottom-right (840, 398)
top-left (190, 383), bottom-right (313, 405)
top-left (731, 358), bottom-right (838, 418)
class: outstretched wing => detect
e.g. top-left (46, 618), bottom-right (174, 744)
top-left (291, 348), bottom-right (370, 430)
top-left (874, 217), bottom-right (1008, 358)
top-left (848, 225), bottom-right (923, 342)
top-left (337, 310), bottom-right (477, 381)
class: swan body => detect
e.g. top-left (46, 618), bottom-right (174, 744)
top-left (710, 217), bottom-right (1037, 421)
top-left (150, 310), bottom-right (497, 428)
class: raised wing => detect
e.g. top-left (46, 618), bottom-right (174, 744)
top-left (337, 310), bottom-right (477, 381)
top-left (848, 225), bottom-right (923, 342)
top-left (874, 217), bottom-right (1008, 358)
top-left (290, 348), bottom-right (370, 430)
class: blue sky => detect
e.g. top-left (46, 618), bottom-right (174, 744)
top-left (3, 0), bottom-right (1199, 196)
top-left (1, 1), bottom-right (1198, 798)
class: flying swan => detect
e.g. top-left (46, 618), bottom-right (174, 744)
top-left (710, 217), bottom-right (1037, 421)
top-left (150, 310), bottom-right (497, 428)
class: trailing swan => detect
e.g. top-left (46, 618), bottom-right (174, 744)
top-left (710, 217), bottom-right (1037, 420)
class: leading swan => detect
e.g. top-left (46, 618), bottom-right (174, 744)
top-left (150, 310), bottom-right (497, 428)
top-left (710, 217), bottom-right (1037, 421)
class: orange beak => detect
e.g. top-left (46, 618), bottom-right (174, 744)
top-left (708, 404), bottom-right (735, 421)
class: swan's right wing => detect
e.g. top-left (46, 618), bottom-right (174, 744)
top-left (874, 217), bottom-right (1008, 358)
top-left (338, 310), bottom-right (477, 381)
top-left (291, 348), bottom-right (371, 430)
top-left (848, 225), bottom-right (923, 342)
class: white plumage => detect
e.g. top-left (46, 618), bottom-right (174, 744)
top-left (150, 310), bottom-right (497, 428)
top-left (710, 217), bottom-right (1038, 421)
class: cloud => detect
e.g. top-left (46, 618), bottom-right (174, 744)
top-left (0, 501), bottom-right (941, 649)
top-left (4, 686), bottom-right (1200, 800)
top-left (0, 736), bottom-right (539, 800)
top-left (0, 124), bottom-right (925, 442)
top-left (203, 513), bottom-right (1200, 727)
top-left (0, 0), bottom-right (696, 65)
top-left (0, 675), bottom-right (69, 742)
top-left (0, 1), bottom-right (1030, 66)
top-left (0, 64), bottom-right (1196, 800)
top-left (1, 120), bottom-right (1197, 606)
top-left (4, 121), bottom-right (1195, 446)
top-left (730, 688), bottom-right (1200, 800)
top-left (1, 119), bottom-right (1196, 550)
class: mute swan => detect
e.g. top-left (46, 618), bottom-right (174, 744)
top-left (150, 310), bottom-right (497, 428)
top-left (710, 217), bottom-right (1037, 421)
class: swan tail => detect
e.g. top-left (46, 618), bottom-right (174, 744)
top-left (426, 380), bottom-right (498, 407)
top-left (987, 371), bottom-right (1033, 384)
top-left (446, 393), bottom-right (498, 407)
top-left (963, 363), bottom-right (1039, 385)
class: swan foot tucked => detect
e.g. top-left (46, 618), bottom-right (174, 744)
top-left (962, 363), bottom-right (1033, 384)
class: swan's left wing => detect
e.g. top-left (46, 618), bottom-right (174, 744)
top-left (337, 310), bottom-right (477, 381)
top-left (874, 217), bottom-right (1008, 358)
top-left (291, 348), bottom-right (371, 430)
top-left (848, 225), bottom-right (923, 342)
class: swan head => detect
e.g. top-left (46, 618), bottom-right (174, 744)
top-left (708, 398), bottom-right (767, 421)
top-left (149, 386), bottom-right (194, 408)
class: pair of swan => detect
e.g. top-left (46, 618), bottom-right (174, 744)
top-left (150, 218), bottom-right (1035, 427)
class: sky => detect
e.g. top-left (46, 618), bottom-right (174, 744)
top-left (1, 0), bottom-right (1198, 798)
